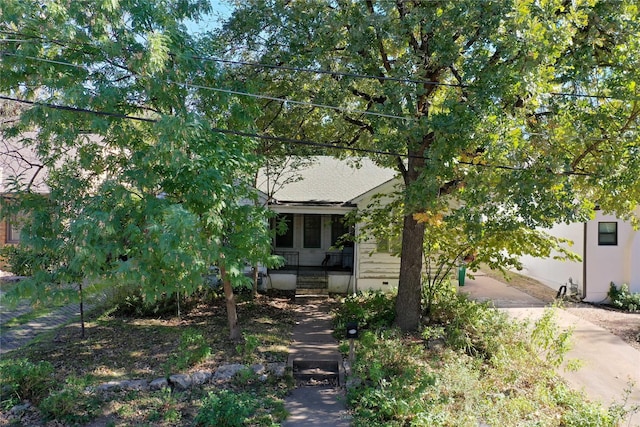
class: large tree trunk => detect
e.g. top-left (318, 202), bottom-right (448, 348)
top-left (395, 213), bottom-right (426, 331)
top-left (394, 146), bottom-right (427, 332)
top-left (219, 265), bottom-right (242, 340)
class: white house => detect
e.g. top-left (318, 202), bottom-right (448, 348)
top-left (518, 209), bottom-right (640, 303)
top-left (257, 156), bottom-right (402, 294)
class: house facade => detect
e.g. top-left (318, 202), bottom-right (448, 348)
top-left (0, 131), bottom-right (48, 267)
top-left (258, 157), bottom-right (402, 294)
top-left (518, 209), bottom-right (640, 302)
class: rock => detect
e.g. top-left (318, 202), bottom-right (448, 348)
top-left (149, 378), bottom-right (169, 391)
top-left (96, 381), bottom-right (124, 392)
top-left (266, 362), bottom-right (287, 378)
top-left (346, 377), bottom-right (361, 389)
top-left (213, 364), bottom-right (246, 381)
top-left (169, 374), bottom-right (192, 390)
top-left (122, 379), bottom-right (149, 391)
top-left (9, 401), bottom-right (31, 415)
top-left (191, 371), bottom-right (212, 385)
top-left (251, 364), bottom-right (266, 375)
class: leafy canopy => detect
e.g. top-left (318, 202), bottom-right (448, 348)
top-left (0, 0), bottom-right (274, 306)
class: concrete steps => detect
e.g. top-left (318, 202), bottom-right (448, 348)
top-left (292, 360), bottom-right (339, 385)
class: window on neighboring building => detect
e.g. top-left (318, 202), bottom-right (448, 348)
top-left (303, 214), bottom-right (322, 248)
top-left (598, 222), bottom-right (617, 246)
top-left (274, 213), bottom-right (294, 248)
top-left (6, 217), bottom-right (22, 244)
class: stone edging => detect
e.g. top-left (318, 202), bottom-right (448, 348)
top-left (89, 362), bottom-right (288, 393)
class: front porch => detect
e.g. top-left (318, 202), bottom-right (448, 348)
top-left (267, 251), bottom-right (354, 294)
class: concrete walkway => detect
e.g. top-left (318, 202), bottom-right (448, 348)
top-left (283, 296), bottom-right (351, 427)
top-left (461, 273), bottom-right (640, 424)
top-left (0, 279), bottom-right (95, 356)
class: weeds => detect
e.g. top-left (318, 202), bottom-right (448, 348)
top-left (236, 332), bottom-right (260, 364)
top-left (336, 288), bottom-right (636, 426)
top-left (0, 358), bottom-right (55, 409)
top-left (39, 376), bottom-right (102, 424)
top-left (162, 328), bottom-right (211, 376)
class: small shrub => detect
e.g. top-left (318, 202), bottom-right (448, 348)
top-left (429, 291), bottom-right (521, 360)
top-left (332, 290), bottom-right (395, 336)
top-left (0, 358), bottom-right (55, 409)
top-left (163, 329), bottom-right (211, 375)
top-left (608, 283), bottom-right (640, 312)
top-left (194, 390), bottom-right (256, 427)
top-left (107, 285), bottom-right (182, 317)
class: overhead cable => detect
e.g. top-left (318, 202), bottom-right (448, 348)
top-left (0, 94), bottom-right (596, 177)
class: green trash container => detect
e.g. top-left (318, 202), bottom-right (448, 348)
top-left (458, 264), bottom-right (467, 286)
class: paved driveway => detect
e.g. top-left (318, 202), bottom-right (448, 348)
top-left (461, 273), bottom-right (640, 425)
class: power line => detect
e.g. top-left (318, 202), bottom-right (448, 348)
top-left (170, 80), bottom-right (411, 120)
top-left (1, 51), bottom-right (414, 121)
top-left (191, 56), bottom-right (464, 88)
top-left (1, 35), bottom-right (633, 102)
top-left (0, 94), bottom-right (597, 177)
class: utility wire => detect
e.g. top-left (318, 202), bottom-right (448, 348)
top-left (0, 94), bottom-right (597, 177)
top-left (1, 51), bottom-right (413, 121)
top-left (191, 56), bottom-right (463, 88)
top-left (0, 35), bottom-right (633, 101)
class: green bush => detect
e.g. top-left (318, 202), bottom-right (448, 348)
top-left (0, 358), bottom-right (55, 409)
top-left (38, 376), bottom-right (102, 424)
top-left (194, 390), bottom-right (256, 427)
top-left (332, 290), bottom-right (395, 336)
top-left (163, 329), bottom-right (211, 375)
top-left (0, 245), bottom-right (58, 277)
top-left (608, 283), bottom-right (640, 312)
top-left (347, 330), bottom-right (438, 425)
top-left (236, 333), bottom-right (260, 364)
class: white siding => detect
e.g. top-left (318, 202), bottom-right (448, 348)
top-left (351, 179), bottom-right (403, 293)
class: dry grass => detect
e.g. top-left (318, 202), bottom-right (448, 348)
top-left (1, 293), bottom-right (298, 426)
top-left (8, 294), bottom-right (296, 384)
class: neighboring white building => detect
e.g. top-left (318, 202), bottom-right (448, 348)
top-left (518, 209), bottom-right (640, 303)
top-left (257, 156), bottom-right (402, 294)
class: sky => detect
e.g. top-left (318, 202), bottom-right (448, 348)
top-left (185, 0), bottom-right (233, 34)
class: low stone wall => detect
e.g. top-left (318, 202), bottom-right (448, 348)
top-left (90, 362), bottom-right (288, 393)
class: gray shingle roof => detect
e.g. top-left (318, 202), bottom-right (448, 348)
top-left (258, 156), bottom-right (397, 204)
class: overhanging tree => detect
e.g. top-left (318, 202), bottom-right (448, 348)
top-left (0, 0), bottom-right (274, 339)
top-left (219, 0), bottom-right (640, 330)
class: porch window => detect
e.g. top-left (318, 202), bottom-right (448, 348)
top-left (331, 215), bottom-right (351, 247)
top-left (275, 213), bottom-right (294, 248)
top-left (598, 222), bottom-right (617, 246)
top-left (303, 214), bottom-right (321, 248)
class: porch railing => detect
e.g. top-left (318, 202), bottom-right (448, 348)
top-left (273, 251), bottom-right (299, 273)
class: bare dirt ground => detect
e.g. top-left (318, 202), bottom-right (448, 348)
top-left (483, 269), bottom-right (640, 352)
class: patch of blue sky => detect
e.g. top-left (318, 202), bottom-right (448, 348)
top-left (184, 0), bottom-right (233, 34)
